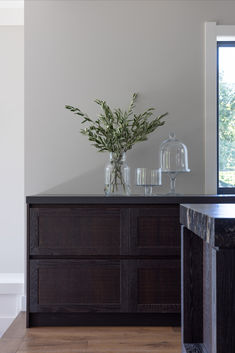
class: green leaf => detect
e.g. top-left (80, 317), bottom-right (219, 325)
top-left (65, 94), bottom-right (168, 154)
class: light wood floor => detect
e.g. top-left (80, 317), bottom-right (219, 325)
top-left (0, 313), bottom-right (181, 353)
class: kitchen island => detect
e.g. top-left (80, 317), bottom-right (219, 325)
top-left (180, 203), bottom-right (235, 353)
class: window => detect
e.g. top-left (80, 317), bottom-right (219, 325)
top-left (205, 23), bottom-right (235, 194)
top-left (217, 42), bottom-right (235, 193)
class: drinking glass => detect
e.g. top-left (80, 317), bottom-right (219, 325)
top-left (136, 168), bottom-right (162, 196)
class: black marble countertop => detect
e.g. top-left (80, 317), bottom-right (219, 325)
top-left (26, 194), bottom-right (235, 205)
top-left (180, 203), bottom-right (235, 248)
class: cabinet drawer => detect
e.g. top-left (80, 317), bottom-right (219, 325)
top-left (128, 259), bottom-right (181, 313)
top-left (29, 259), bottom-right (180, 315)
top-left (130, 207), bottom-right (180, 256)
top-left (29, 207), bottom-right (129, 255)
top-left (29, 259), bottom-right (128, 313)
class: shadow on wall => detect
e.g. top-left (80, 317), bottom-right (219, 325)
top-left (42, 165), bottom-right (143, 195)
top-left (43, 165), bottom-right (105, 195)
top-left (41, 147), bottom-right (147, 195)
top-left (41, 164), bottom-right (169, 196)
top-left (41, 145), bottom-right (191, 195)
top-left (41, 146), bottom-right (174, 195)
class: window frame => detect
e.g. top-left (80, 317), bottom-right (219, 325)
top-left (217, 41), bottom-right (235, 194)
top-left (205, 22), bottom-right (235, 194)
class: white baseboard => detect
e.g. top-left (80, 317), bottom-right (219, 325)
top-left (0, 273), bottom-right (24, 337)
top-left (21, 295), bottom-right (26, 312)
top-left (0, 273), bottom-right (24, 294)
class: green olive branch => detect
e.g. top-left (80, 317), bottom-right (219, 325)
top-left (65, 93), bottom-right (168, 155)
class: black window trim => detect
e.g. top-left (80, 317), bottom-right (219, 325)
top-left (217, 41), bottom-right (235, 194)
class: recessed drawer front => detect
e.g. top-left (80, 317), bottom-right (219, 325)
top-left (30, 259), bottom-right (128, 313)
top-left (128, 259), bottom-right (181, 313)
top-left (30, 207), bottom-right (128, 256)
top-left (130, 206), bottom-right (180, 256)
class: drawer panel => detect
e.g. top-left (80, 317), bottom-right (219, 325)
top-left (128, 259), bottom-right (181, 313)
top-left (29, 207), bottom-right (129, 255)
top-left (29, 259), bottom-right (128, 313)
top-left (130, 206), bottom-right (180, 256)
top-left (29, 259), bottom-right (180, 315)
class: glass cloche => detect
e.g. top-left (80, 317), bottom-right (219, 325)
top-left (160, 132), bottom-right (190, 194)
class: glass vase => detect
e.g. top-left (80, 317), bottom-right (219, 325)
top-left (104, 152), bottom-right (131, 196)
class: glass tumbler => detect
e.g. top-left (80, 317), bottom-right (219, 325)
top-left (136, 168), bottom-right (162, 196)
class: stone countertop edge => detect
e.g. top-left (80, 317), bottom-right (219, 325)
top-left (26, 194), bottom-right (235, 205)
top-left (180, 203), bottom-right (235, 247)
top-left (180, 204), bottom-right (215, 244)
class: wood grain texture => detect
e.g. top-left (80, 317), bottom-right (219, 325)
top-left (30, 259), bottom-right (126, 313)
top-left (0, 339), bottom-right (22, 353)
top-left (215, 219), bottom-right (235, 248)
top-left (181, 203), bottom-right (235, 353)
top-left (216, 249), bottom-right (235, 353)
top-left (182, 228), bottom-right (203, 344)
top-left (184, 344), bottom-right (207, 353)
top-left (203, 243), bottom-right (216, 353)
top-left (1, 312), bottom-right (181, 353)
top-left (28, 203), bottom-right (182, 326)
top-left (130, 207), bottom-right (180, 256)
top-left (180, 204), bottom-right (235, 248)
top-left (27, 197), bottom-right (235, 327)
top-left (130, 259), bottom-right (181, 313)
top-left (30, 207), bottom-right (127, 256)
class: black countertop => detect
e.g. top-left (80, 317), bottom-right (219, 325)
top-left (26, 194), bottom-right (235, 204)
top-left (180, 203), bottom-right (235, 247)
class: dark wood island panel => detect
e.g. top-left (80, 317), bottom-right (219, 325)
top-left (27, 195), bottom-right (235, 327)
top-left (181, 203), bottom-right (235, 353)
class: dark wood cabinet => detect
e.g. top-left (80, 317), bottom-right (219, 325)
top-left (27, 195), bottom-right (235, 327)
top-left (30, 259), bottom-right (128, 313)
top-left (129, 207), bottom-right (180, 256)
top-left (128, 259), bottom-right (181, 313)
top-left (30, 207), bottom-right (129, 256)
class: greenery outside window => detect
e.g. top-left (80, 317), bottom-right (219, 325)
top-left (217, 42), bottom-right (235, 193)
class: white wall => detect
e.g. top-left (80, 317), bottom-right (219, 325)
top-left (25, 0), bottom-right (235, 196)
top-left (0, 25), bottom-right (24, 272)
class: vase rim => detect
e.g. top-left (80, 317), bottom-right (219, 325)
top-left (109, 151), bottom-right (126, 159)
